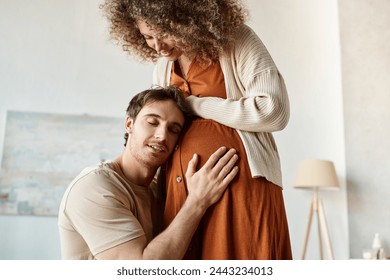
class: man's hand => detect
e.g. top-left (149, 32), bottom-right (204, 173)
top-left (185, 146), bottom-right (239, 209)
top-left (96, 147), bottom-right (238, 260)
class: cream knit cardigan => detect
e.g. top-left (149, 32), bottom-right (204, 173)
top-left (153, 25), bottom-right (290, 187)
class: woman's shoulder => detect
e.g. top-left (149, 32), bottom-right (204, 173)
top-left (234, 24), bottom-right (261, 42)
top-left (238, 24), bottom-right (253, 33)
top-left (229, 24), bottom-right (268, 56)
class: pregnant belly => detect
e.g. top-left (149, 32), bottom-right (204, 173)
top-left (163, 118), bottom-right (247, 228)
top-left (172, 118), bottom-right (245, 174)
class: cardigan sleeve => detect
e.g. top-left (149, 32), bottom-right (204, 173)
top-left (186, 25), bottom-right (290, 133)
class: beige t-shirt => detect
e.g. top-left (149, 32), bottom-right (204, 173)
top-left (58, 161), bottom-right (156, 259)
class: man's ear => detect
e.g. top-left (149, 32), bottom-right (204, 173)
top-left (125, 116), bottom-right (134, 134)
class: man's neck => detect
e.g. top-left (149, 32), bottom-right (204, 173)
top-left (115, 154), bottom-right (157, 187)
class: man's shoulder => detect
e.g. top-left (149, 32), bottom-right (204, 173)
top-left (60, 161), bottom-right (129, 211)
top-left (63, 161), bottom-right (122, 197)
top-left (72, 161), bottom-right (117, 184)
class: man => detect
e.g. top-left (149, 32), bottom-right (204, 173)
top-left (58, 86), bottom-right (238, 259)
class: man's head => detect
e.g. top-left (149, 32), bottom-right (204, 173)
top-left (123, 86), bottom-right (192, 168)
top-left (124, 86), bottom-right (191, 146)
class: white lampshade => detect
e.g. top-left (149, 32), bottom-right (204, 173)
top-left (294, 159), bottom-right (339, 189)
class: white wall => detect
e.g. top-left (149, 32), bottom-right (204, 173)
top-left (338, 0), bottom-right (390, 258)
top-left (0, 0), bottom-right (349, 259)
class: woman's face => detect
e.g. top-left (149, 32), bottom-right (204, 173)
top-left (137, 19), bottom-right (183, 61)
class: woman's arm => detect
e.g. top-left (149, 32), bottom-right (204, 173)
top-left (187, 25), bottom-right (290, 133)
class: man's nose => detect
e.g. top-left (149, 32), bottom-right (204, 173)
top-left (154, 126), bottom-right (168, 140)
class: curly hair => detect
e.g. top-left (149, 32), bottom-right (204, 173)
top-left (100, 0), bottom-right (248, 64)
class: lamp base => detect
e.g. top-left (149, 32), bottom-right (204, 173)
top-left (301, 188), bottom-right (334, 260)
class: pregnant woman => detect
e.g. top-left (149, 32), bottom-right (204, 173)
top-left (101, 0), bottom-right (292, 260)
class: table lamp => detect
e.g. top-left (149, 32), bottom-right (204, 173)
top-left (294, 159), bottom-right (340, 260)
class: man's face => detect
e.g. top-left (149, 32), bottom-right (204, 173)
top-left (125, 99), bottom-right (185, 168)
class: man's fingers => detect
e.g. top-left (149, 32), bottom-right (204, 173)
top-left (222, 166), bottom-right (239, 185)
top-left (184, 147), bottom-right (239, 209)
top-left (210, 165), bottom-right (239, 205)
top-left (202, 146), bottom-right (228, 169)
top-left (186, 147), bottom-right (238, 184)
top-left (213, 148), bottom-right (238, 174)
top-left (185, 153), bottom-right (198, 177)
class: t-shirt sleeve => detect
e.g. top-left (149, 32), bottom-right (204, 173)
top-left (62, 171), bottom-right (145, 255)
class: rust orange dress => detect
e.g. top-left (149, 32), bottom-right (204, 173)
top-left (163, 60), bottom-right (292, 260)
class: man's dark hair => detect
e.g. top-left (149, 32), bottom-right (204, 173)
top-left (124, 86), bottom-right (192, 146)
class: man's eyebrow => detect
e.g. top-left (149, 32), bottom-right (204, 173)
top-left (144, 113), bottom-right (160, 118)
